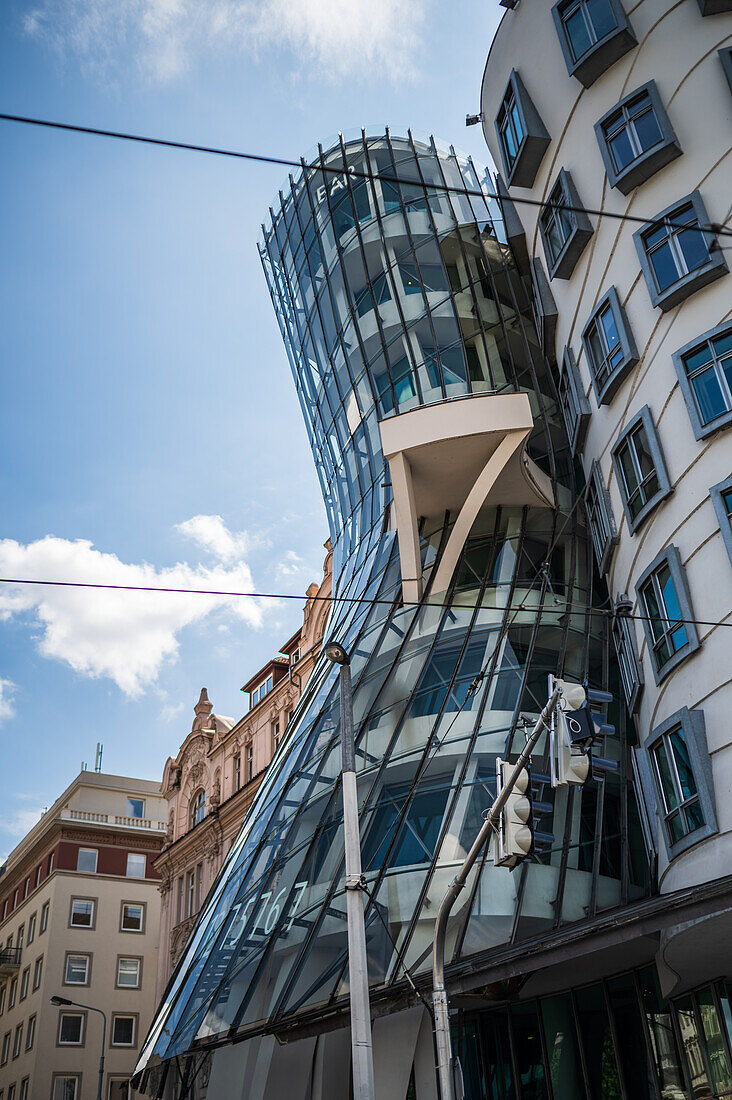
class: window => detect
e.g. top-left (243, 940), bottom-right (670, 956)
top-left (69, 899), bottom-right (95, 928)
top-left (18, 1081), bottom-right (27, 1100)
top-left (246, 743), bottom-right (253, 782)
top-left (48, 852), bottom-right (54, 874)
top-left (126, 798), bottom-right (144, 819)
top-left (34, 866), bottom-right (41, 889)
top-left (195, 864), bottom-right (203, 913)
top-left (58, 1012), bottom-right (84, 1046)
top-left (116, 957), bottom-right (141, 989)
top-left (272, 721), bottom-right (280, 752)
top-left (22, 881), bottom-right (28, 900)
top-left (64, 953), bottom-right (90, 985)
top-left (18, 968), bottom-right (29, 1002)
top-left (633, 192), bottom-right (727, 311)
top-left (636, 545), bottom-right (700, 683)
top-left (552, 0), bottom-right (636, 87)
top-left (721, 47), bottom-right (732, 92)
top-left (557, 347), bottom-right (590, 454)
top-left (8, 979), bottom-right (16, 1009)
top-left (586, 461), bottom-right (617, 574)
top-left (52, 1078), bottom-right (79, 1100)
top-left (76, 848), bottom-right (97, 874)
top-left (595, 82), bottom-right (681, 194)
top-left (108, 1081), bottom-right (131, 1100)
top-left (32, 956), bottom-right (42, 992)
top-left (611, 406), bottom-right (671, 532)
top-left (16, 927), bottom-right (23, 952)
top-left (1, 1031), bottom-right (9, 1064)
top-left (111, 1015), bottom-right (136, 1047)
top-left (125, 853), bottom-right (146, 879)
top-left (710, 476), bottom-right (732, 565)
top-left (40, 902), bottom-right (49, 934)
top-left (699, 0), bottom-right (732, 13)
top-left (189, 790), bottom-right (205, 828)
top-left (0, 985), bottom-right (5, 1014)
top-left (646, 709), bottom-right (717, 857)
top-left (7, 1087), bottom-right (14, 1100)
top-left (186, 871), bottom-right (195, 918)
top-left (290, 647), bottom-right (300, 665)
top-left (233, 753), bottom-right (241, 792)
top-left (540, 170), bottom-right (593, 281)
top-left (581, 287), bottom-right (638, 405)
top-left (494, 69), bottom-right (550, 188)
top-left (26, 914), bottom-right (35, 946)
top-left (250, 674), bottom-right (273, 707)
top-left (672, 321), bottom-right (732, 439)
top-left (120, 902), bottom-right (144, 933)
top-left (614, 600), bottom-right (646, 714)
top-left (12, 1025), bottom-right (22, 1059)
top-left (24, 1016), bottom-right (35, 1052)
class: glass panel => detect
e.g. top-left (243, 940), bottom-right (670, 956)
top-left (609, 129), bottom-right (635, 173)
top-left (637, 965), bottom-right (686, 1100)
top-left (511, 1002), bottom-right (549, 1100)
top-left (564, 6), bottom-right (593, 59)
top-left (634, 107), bottom-right (663, 152)
top-left (574, 984), bottom-right (622, 1099)
top-left (606, 973), bottom-right (657, 1100)
top-left (697, 986), bottom-right (732, 1094)
top-left (648, 240), bottom-right (679, 292)
top-left (478, 1010), bottom-right (517, 1100)
top-left (678, 223), bottom-right (709, 274)
top-left (653, 741), bottom-right (679, 812)
top-left (691, 367), bottom-right (726, 425)
top-left (668, 727), bottom-right (698, 801)
top-left (587, 0), bottom-right (617, 38)
top-left (541, 994), bottom-right (584, 1099)
top-left (658, 565), bottom-right (688, 653)
top-left (676, 996), bottom-right (710, 1098)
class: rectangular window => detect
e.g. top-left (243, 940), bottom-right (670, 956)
top-left (195, 864), bottom-right (203, 912)
top-left (540, 170), bottom-right (593, 280)
top-left (680, 326), bottom-right (732, 432)
top-left (34, 866), bottom-right (41, 889)
top-left (613, 603), bottom-right (643, 713)
top-left (18, 1081), bottom-right (27, 1100)
top-left (557, 348), bottom-right (590, 454)
top-left (186, 871), bottom-right (195, 918)
top-left (497, 84), bottom-right (524, 172)
top-left (8, 979), bottom-right (16, 1009)
top-left (40, 902), bottom-right (49, 934)
top-left (108, 1081), bottom-right (131, 1100)
top-left (125, 853), bottom-right (146, 879)
top-left (76, 848), bottom-right (98, 874)
top-left (12, 1024), bottom-right (22, 1059)
top-left (26, 914), bottom-right (35, 945)
top-left (121, 902), bottom-right (144, 932)
top-left (116, 958), bottom-right (141, 989)
top-left (48, 851), bottom-right (54, 874)
top-left (246, 743), bottom-right (253, 782)
top-left (126, 798), bottom-right (144, 819)
top-left (711, 476), bottom-right (732, 566)
top-left (7, 1086), bottom-right (14, 1100)
top-left (595, 83), bottom-right (680, 194)
top-left (111, 1015), bottom-right (136, 1047)
top-left (652, 723), bottom-right (704, 844)
top-left (18, 968), bottom-right (29, 1002)
top-left (1, 1031), bottom-right (9, 1065)
top-left (612, 405), bottom-right (670, 532)
top-left (0, 985), bottom-right (5, 1014)
top-left (558, 0), bottom-right (618, 62)
top-left (52, 1079), bottom-right (79, 1100)
top-left (290, 648), bottom-right (300, 665)
top-left (16, 927), bottom-right (23, 952)
top-left (581, 286), bottom-right (638, 404)
top-left (638, 554), bottom-right (691, 674)
top-left (64, 954), bottom-right (90, 985)
top-left (70, 899), bottom-right (95, 928)
top-left (272, 722), bottom-right (280, 751)
top-left (585, 461), bottom-right (617, 573)
top-left (32, 956), bottom-right (42, 992)
top-left (541, 176), bottom-right (574, 266)
top-left (58, 1012), bottom-right (84, 1045)
top-left (233, 753), bottom-right (241, 792)
top-left (25, 1015), bottom-right (35, 1052)
top-left (634, 192), bottom-right (727, 312)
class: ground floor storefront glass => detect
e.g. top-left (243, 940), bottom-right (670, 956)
top-left (456, 969), bottom-right (732, 1100)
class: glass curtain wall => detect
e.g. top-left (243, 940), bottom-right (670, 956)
top-left (133, 130), bottom-right (651, 1090)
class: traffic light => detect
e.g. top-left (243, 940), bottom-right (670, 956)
top-left (493, 759), bottom-right (534, 868)
top-left (549, 677), bottom-right (615, 787)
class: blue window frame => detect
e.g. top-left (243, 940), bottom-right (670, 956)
top-left (672, 321), bottom-right (732, 439)
top-left (635, 545), bottom-right (700, 684)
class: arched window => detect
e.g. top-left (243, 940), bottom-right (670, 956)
top-left (190, 789), bottom-right (205, 828)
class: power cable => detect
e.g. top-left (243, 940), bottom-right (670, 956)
top-left (1, 111), bottom-right (731, 240)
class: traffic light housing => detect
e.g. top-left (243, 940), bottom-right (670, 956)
top-left (549, 677), bottom-right (616, 787)
top-left (493, 759), bottom-right (534, 869)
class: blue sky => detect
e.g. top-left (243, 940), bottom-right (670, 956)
top-left (0, 0), bottom-right (502, 856)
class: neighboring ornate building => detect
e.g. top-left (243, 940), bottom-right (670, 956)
top-left (153, 544), bottom-right (332, 999)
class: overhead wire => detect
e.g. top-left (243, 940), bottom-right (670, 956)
top-left (1, 111), bottom-right (732, 240)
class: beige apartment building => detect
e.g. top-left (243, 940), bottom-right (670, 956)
top-left (154, 544), bottom-right (332, 999)
top-left (0, 771), bottom-right (166, 1100)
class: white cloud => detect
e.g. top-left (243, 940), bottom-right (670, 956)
top-left (160, 701), bottom-right (185, 722)
top-left (176, 514), bottom-right (264, 563)
top-left (0, 523), bottom-right (263, 697)
top-left (22, 0), bottom-right (429, 85)
top-left (0, 680), bottom-right (15, 725)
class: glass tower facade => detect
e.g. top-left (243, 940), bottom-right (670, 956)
top-left (134, 131), bottom-right (656, 1095)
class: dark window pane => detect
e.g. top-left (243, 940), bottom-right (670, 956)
top-left (541, 994), bottom-right (585, 1100)
top-left (697, 987), bottom-right (732, 1095)
top-left (478, 1010), bottom-right (517, 1100)
top-left (511, 1002), bottom-right (549, 1100)
top-left (565, 7), bottom-right (593, 59)
top-left (675, 996), bottom-right (710, 1098)
top-left (574, 984), bottom-right (623, 1099)
top-left (648, 240), bottom-right (679, 291)
top-left (606, 973), bottom-right (656, 1100)
top-left (609, 130), bottom-right (634, 172)
top-left (678, 225), bottom-right (710, 273)
top-left (653, 742), bottom-right (678, 812)
top-left (587, 0), bottom-right (617, 38)
top-left (691, 367), bottom-right (726, 425)
top-left (668, 726), bottom-right (698, 800)
top-left (634, 108), bottom-right (663, 152)
top-left (637, 965), bottom-right (686, 1100)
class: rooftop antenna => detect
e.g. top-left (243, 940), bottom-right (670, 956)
top-left (95, 743), bottom-right (104, 773)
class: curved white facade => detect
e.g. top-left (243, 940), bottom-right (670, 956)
top-left (481, 0), bottom-right (732, 984)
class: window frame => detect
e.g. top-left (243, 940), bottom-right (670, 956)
top-left (594, 81), bottom-right (681, 194)
top-left (52, 1077), bottom-right (81, 1100)
top-left (494, 69), bottom-right (551, 188)
top-left (672, 319), bottom-right (732, 440)
top-left (613, 601), bottom-right (643, 714)
top-left (26, 914), bottom-right (36, 945)
top-left (557, 347), bottom-right (591, 455)
top-left (552, 0), bottom-right (636, 87)
top-left (115, 956), bottom-right (142, 991)
top-left (18, 968), bottom-right (29, 1002)
top-left (611, 405), bottom-right (672, 533)
top-left (40, 901), bottom-right (49, 934)
top-left (710, 475), bottom-right (732, 565)
top-left (125, 853), bottom-right (147, 880)
top-left (581, 286), bottom-right (638, 404)
top-left (63, 952), bottom-right (91, 987)
top-left (698, 0), bottom-right (732, 14)
top-left (720, 48), bottom-right (732, 92)
top-left (110, 1014), bottom-right (138, 1049)
top-left (633, 191), bottom-right (728, 312)
top-left (539, 169), bottom-right (594, 281)
top-left (189, 789), bottom-right (205, 828)
top-left (126, 798), bottom-right (144, 819)
top-left (76, 848), bottom-right (98, 874)
top-left (32, 955), bottom-right (43, 992)
top-left (12, 1024), bottom-right (22, 1060)
top-left (643, 708), bottom-right (717, 859)
top-left (24, 1016), bottom-right (35, 1053)
top-left (585, 461), bottom-right (617, 574)
top-left (120, 901), bottom-right (146, 934)
top-left (635, 545), bottom-right (700, 684)
top-left (57, 1011), bottom-right (86, 1048)
top-left (69, 897), bottom-right (97, 930)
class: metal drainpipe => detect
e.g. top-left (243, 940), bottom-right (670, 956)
top-left (431, 686), bottom-right (563, 1100)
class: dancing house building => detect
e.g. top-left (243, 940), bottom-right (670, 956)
top-left (133, 125), bottom-right (731, 1100)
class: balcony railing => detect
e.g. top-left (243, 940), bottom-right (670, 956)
top-left (0, 947), bottom-right (21, 976)
top-left (62, 810), bottom-right (166, 831)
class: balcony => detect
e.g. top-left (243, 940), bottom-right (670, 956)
top-left (0, 947), bottom-right (21, 977)
top-left (61, 810), bottom-right (166, 832)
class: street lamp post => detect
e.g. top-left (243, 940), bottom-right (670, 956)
top-left (51, 995), bottom-right (107, 1100)
top-left (324, 642), bottom-right (375, 1100)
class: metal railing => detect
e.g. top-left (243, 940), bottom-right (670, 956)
top-left (0, 947), bottom-right (22, 971)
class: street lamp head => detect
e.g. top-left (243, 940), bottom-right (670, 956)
top-left (51, 995), bottom-right (73, 1006)
top-left (324, 641), bottom-right (350, 666)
